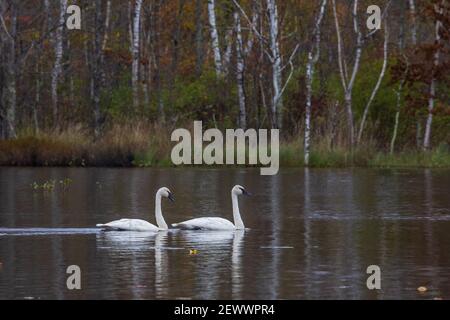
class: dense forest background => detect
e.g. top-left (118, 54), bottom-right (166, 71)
top-left (0, 0), bottom-right (449, 167)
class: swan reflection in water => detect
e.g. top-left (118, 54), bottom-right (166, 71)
top-left (95, 231), bottom-right (173, 299)
top-left (174, 229), bottom-right (245, 299)
top-left (95, 230), bottom-right (246, 299)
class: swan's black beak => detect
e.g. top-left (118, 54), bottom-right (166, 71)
top-left (168, 192), bottom-right (175, 202)
top-left (242, 189), bottom-right (252, 197)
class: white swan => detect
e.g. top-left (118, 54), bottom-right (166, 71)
top-left (96, 187), bottom-right (174, 232)
top-left (172, 185), bottom-right (251, 231)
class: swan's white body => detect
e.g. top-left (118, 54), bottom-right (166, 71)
top-left (173, 217), bottom-right (236, 231)
top-left (97, 219), bottom-right (160, 232)
top-left (96, 187), bottom-right (173, 232)
top-left (172, 185), bottom-right (249, 231)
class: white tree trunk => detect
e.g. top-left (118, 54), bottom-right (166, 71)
top-left (408, 0), bottom-right (417, 46)
top-left (424, 80), bottom-right (436, 151)
top-left (267, 0), bottom-right (283, 129)
top-left (357, 19), bottom-right (388, 144)
top-left (132, 0), bottom-right (143, 110)
top-left (304, 0), bottom-right (327, 166)
top-left (333, 0), bottom-right (362, 147)
top-left (102, 0), bottom-right (112, 51)
top-left (51, 0), bottom-right (68, 126)
top-left (408, 0), bottom-right (423, 147)
top-left (390, 27), bottom-right (408, 155)
top-left (423, 2), bottom-right (443, 151)
top-left (100, 0), bottom-right (111, 88)
top-left (235, 12), bottom-right (246, 129)
top-left (208, 0), bottom-right (223, 77)
top-left (390, 104), bottom-right (400, 154)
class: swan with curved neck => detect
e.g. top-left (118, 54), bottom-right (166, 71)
top-left (172, 185), bottom-right (251, 231)
top-left (96, 187), bottom-right (174, 232)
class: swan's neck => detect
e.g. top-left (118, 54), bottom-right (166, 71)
top-left (155, 193), bottom-right (168, 230)
top-left (232, 193), bottom-right (245, 230)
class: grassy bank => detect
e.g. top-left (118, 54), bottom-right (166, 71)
top-left (0, 124), bottom-right (172, 167)
top-left (0, 125), bottom-right (449, 168)
top-left (279, 138), bottom-right (450, 168)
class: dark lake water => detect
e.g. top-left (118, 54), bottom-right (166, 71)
top-left (0, 167), bottom-right (449, 300)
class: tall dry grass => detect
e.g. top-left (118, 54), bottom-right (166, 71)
top-left (0, 122), bottom-right (172, 166)
top-left (0, 121), bottom-right (448, 168)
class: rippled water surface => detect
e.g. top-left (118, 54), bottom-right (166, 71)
top-left (0, 167), bottom-right (449, 299)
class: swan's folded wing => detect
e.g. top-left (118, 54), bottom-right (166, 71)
top-left (128, 219), bottom-right (159, 231)
top-left (97, 219), bottom-right (158, 232)
top-left (172, 217), bottom-right (235, 230)
top-left (96, 219), bottom-right (133, 230)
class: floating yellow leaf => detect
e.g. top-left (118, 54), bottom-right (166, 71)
top-left (417, 286), bottom-right (428, 293)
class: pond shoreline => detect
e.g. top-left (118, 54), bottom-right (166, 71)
top-left (1, 154), bottom-right (449, 169)
top-left (1, 128), bottom-right (449, 168)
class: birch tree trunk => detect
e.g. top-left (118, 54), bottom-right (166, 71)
top-left (423, 2), bottom-right (443, 151)
top-left (408, 0), bottom-right (423, 148)
top-left (390, 86), bottom-right (403, 154)
top-left (267, 0), bottom-right (283, 129)
top-left (51, 0), bottom-right (68, 127)
top-left (132, 0), bottom-right (143, 110)
top-left (408, 0), bottom-right (417, 46)
top-left (357, 18), bottom-right (389, 144)
top-left (423, 73), bottom-right (437, 151)
top-left (333, 0), bottom-right (362, 147)
top-left (390, 17), bottom-right (407, 155)
top-left (102, 0), bottom-right (112, 51)
top-left (208, 0), bottom-right (223, 77)
top-left (235, 11), bottom-right (246, 129)
top-left (304, 0), bottom-right (327, 166)
top-left (100, 0), bottom-right (111, 87)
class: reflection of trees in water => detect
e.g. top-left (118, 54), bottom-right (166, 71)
top-left (231, 230), bottom-right (245, 299)
top-left (0, 170), bottom-right (15, 298)
top-left (263, 173), bottom-right (281, 299)
top-left (303, 170), bottom-right (366, 299)
top-left (303, 168), bottom-right (314, 298)
top-left (424, 169), bottom-right (438, 293)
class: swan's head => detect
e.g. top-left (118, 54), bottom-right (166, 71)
top-left (158, 187), bottom-right (175, 202)
top-left (232, 185), bottom-right (252, 197)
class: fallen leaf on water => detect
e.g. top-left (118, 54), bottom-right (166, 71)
top-left (189, 249), bottom-right (198, 255)
top-left (417, 286), bottom-right (428, 293)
